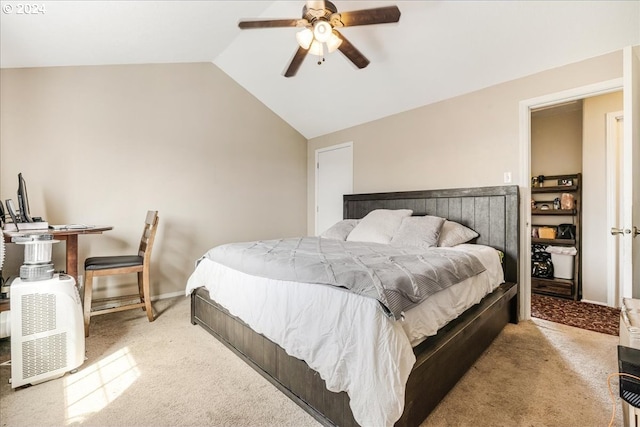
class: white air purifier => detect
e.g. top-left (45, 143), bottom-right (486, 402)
top-left (3, 233), bottom-right (85, 388)
top-left (8, 233), bottom-right (85, 389)
top-left (10, 274), bottom-right (85, 388)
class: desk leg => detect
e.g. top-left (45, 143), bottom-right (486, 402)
top-left (65, 234), bottom-right (79, 283)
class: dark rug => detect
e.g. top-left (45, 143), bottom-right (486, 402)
top-left (531, 293), bottom-right (620, 336)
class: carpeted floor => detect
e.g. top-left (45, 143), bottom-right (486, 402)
top-left (531, 293), bottom-right (620, 336)
top-left (0, 296), bottom-right (624, 427)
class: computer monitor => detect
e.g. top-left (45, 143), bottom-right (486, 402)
top-left (17, 172), bottom-right (33, 223)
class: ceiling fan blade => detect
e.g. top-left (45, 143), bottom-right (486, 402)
top-left (334, 31), bottom-right (369, 69)
top-left (238, 19), bottom-right (303, 29)
top-left (331, 6), bottom-right (401, 27)
top-left (284, 46), bottom-right (309, 77)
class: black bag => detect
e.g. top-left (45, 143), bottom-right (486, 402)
top-left (532, 260), bottom-right (554, 279)
top-left (531, 244), bottom-right (554, 279)
top-left (557, 224), bottom-right (576, 240)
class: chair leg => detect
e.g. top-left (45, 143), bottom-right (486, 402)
top-left (137, 271), bottom-right (144, 308)
top-left (83, 271), bottom-right (94, 337)
top-left (141, 269), bottom-right (154, 322)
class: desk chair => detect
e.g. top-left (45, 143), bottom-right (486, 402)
top-left (83, 210), bottom-right (159, 337)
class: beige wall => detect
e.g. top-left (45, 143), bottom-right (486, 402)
top-left (531, 108), bottom-right (583, 177)
top-left (0, 63), bottom-right (307, 299)
top-left (529, 108), bottom-right (582, 228)
top-left (0, 50), bottom-right (627, 306)
top-left (582, 91), bottom-right (624, 303)
top-left (306, 50), bottom-right (623, 236)
top-left (307, 50), bottom-right (624, 310)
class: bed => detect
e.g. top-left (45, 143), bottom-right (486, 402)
top-left (188, 185), bottom-right (519, 427)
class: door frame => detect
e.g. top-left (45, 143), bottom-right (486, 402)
top-left (622, 45), bottom-right (640, 298)
top-left (518, 78), bottom-right (623, 320)
top-left (314, 142), bottom-right (353, 235)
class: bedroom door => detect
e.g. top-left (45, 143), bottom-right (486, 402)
top-left (607, 111), bottom-right (624, 306)
top-left (315, 142), bottom-right (353, 235)
top-left (622, 46), bottom-right (640, 298)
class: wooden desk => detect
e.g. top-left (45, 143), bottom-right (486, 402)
top-left (3, 226), bottom-right (113, 283)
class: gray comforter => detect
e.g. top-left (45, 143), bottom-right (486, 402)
top-left (203, 237), bottom-right (486, 319)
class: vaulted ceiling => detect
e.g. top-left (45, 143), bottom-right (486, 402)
top-left (1, 1), bottom-right (639, 138)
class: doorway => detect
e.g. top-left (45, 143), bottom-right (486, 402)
top-left (530, 91), bottom-right (622, 335)
top-left (519, 79), bottom-right (624, 321)
top-left (529, 94), bottom-right (623, 332)
top-left (529, 101), bottom-right (583, 299)
top-left (315, 142), bottom-right (353, 236)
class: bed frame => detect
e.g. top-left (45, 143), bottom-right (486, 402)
top-left (191, 185), bottom-right (519, 426)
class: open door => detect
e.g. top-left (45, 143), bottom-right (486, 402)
top-left (622, 46), bottom-right (640, 299)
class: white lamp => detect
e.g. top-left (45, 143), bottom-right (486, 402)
top-left (296, 20), bottom-right (342, 56)
top-left (295, 28), bottom-right (313, 49)
top-left (309, 40), bottom-right (324, 56)
top-left (313, 20), bottom-right (332, 43)
top-left (326, 31), bottom-right (342, 53)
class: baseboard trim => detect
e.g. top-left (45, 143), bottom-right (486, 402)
top-left (580, 299), bottom-right (612, 308)
top-left (90, 290), bottom-right (185, 311)
top-left (152, 290), bottom-right (184, 301)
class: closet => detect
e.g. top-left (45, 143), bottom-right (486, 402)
top-left (530, 102), bottom-right (583, 300)
top-left (530, 92), bottom-right (624, 304)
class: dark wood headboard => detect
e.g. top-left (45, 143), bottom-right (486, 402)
top-left (343, 185), bottom-right (520, 283)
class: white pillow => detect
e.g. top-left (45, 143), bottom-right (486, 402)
top-left (319, 219), bottom-right (360, 241)
top-left (347, 209), bottom-right (413, 244)
top-left (437, 220), bottom-right (479, 247)
top-left (390, 216), bottom-right (445, 249)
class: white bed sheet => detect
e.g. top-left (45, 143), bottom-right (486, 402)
top-left (402, 244), bottom-right (504, 345)
top-left (185, 244), bottom-right (503, 427)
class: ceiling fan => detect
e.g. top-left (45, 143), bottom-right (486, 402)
top-left (238, 1), bottom-right (401, 77)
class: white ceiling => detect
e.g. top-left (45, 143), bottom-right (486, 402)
top-left (1, 1), bottom-right (639, 139)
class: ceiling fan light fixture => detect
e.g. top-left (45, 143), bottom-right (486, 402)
top-left (297, 27), bottom-right (332, 57)
top-left (309, 40), bottom-right (324, 56)
top-left (313, 20), bottom-right (332, 43)
top-left (296, 28), bottom-right (314, 49)
top-left (326, 31), bottom-right (342, 53)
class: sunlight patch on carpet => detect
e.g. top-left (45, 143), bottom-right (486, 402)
top-left (63, 347), bottom-right (140, 424)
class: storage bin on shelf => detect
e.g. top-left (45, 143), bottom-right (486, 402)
top-left (538, 226), bottom-right (557, 239)
top-left (545, 246), bottom-right (577, 279)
